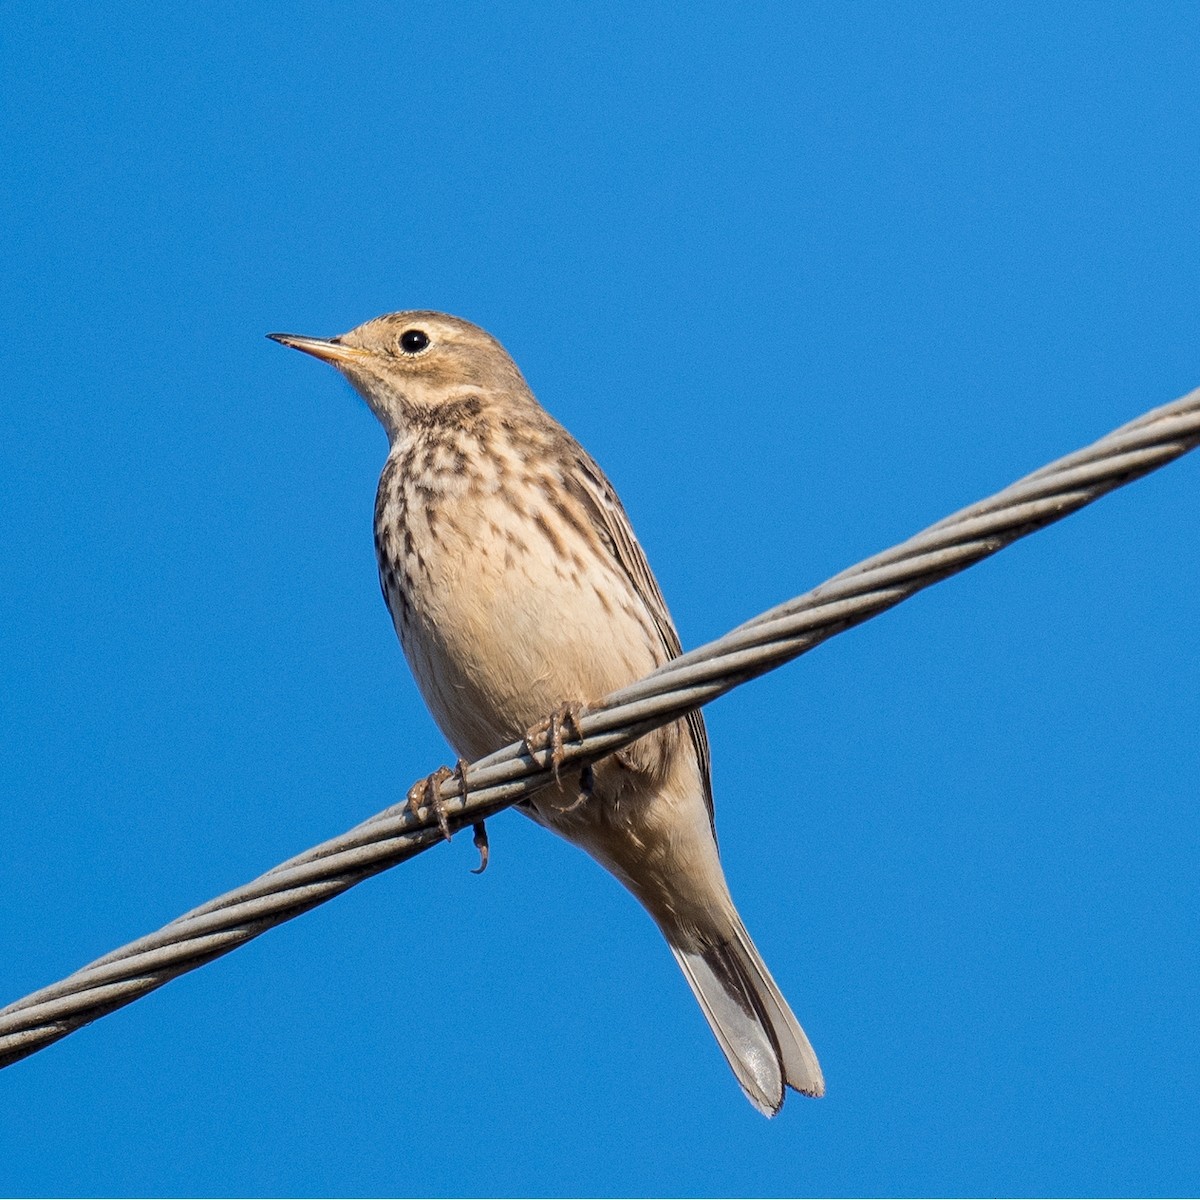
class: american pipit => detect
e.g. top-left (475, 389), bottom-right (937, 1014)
top-left (269, 313), bottom-right (824, 1114)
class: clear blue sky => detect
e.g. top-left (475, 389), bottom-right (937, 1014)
top-left (2, 3), bottom-right (1197, 1196)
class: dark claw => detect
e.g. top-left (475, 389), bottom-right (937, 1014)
top-left (559, 761), bottom-right (595, 815)
top-left (471, 821), bottom-right (490, 874)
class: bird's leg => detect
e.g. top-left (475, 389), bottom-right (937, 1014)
top-left (434, 756), bottom-right (491, 874)
top-left (406, 764), bottom-right (457, 842)
top-left (524, 701), bottom-right (588, 780)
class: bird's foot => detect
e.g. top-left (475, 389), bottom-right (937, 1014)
top-left (406, 758), bottom-right (470, 843)
top-left (524, 702), bottom-right (588, 780)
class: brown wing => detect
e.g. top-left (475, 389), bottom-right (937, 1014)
top-left (565, 447), bottom-right (717, 832)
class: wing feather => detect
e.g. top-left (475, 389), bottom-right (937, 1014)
top-left (565, 449), bottom-right (717, 831)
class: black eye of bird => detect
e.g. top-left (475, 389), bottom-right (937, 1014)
top-left (399, 329), bottom-right (430, 354)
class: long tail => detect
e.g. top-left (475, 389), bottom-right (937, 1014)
top-left (669, 914), bottom-right (824, 1116)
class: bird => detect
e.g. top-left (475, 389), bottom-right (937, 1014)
top-left (268, 312), bottom-right (824, 1114)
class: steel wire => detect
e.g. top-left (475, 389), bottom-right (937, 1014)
top-left (2, 386), bottom-right (1197, 1070)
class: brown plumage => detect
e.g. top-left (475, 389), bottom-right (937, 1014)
top-left (269, 312), bottom-right (824, 1114)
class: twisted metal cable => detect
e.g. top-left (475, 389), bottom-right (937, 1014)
top-left (2, 387), bottom-right (1197, 1070)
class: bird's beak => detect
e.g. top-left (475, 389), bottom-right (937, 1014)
top-left (267, 332), bottom-right (369, 366)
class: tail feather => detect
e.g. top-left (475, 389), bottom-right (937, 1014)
top-left (727, 917), bottom-right (824, 1099)
top-left (670, 917), bottom-right (824, 1116)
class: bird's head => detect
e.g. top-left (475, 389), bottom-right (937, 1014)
top-left (269, 311), bottom-right (529, 440)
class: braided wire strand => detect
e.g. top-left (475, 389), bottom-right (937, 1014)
top-left (2, 387), bottom-right (1197, 1069)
